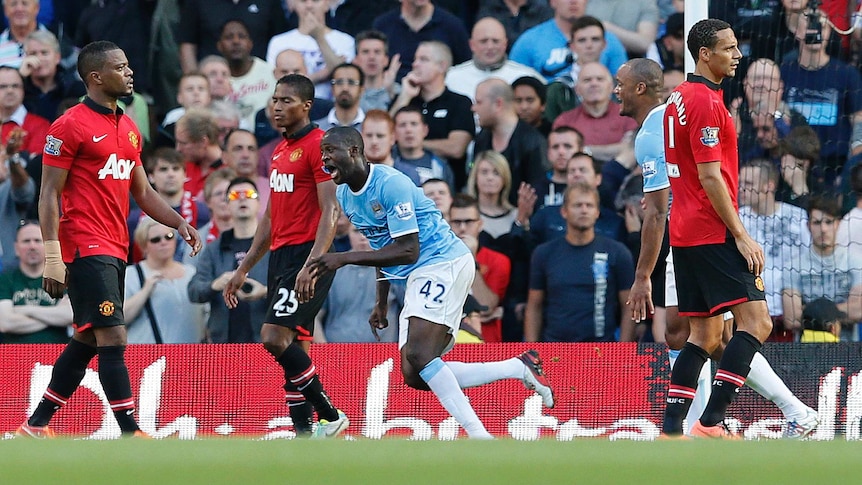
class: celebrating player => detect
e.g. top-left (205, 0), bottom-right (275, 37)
top-left (306, 126), bottom-right (554, 439)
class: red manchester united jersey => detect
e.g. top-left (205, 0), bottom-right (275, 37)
top-left (664, 75), bottom-right (739, 247)
top-left (42, 98), bottom-right (143, 263)
top-left (268, 126), bottom-right (330, 250)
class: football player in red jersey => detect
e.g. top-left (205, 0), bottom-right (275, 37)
top-left (16, 41), bottom-right (202, 439)
top-left (661, 20), bottom-right (777, 439)
top-left (223, 74), bottom-right (347, 438)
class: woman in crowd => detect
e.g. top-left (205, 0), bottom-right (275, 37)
top-left (124, 217), bottom-right (205, 344)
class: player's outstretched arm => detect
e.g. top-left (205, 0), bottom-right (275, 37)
top-left (130, 166), bottom-right (202, 256)
top-left (628, 188), bottom-right (669, 322)
top-left (39, 164), bottom-right (69, 298)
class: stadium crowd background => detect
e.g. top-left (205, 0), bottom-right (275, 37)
top-left (0, 0), bottom-right (860, 346)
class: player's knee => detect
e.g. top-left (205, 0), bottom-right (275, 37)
top-left (664, 313), bottom-right (689, 350)
top-left (399, 358), bottom-right (430, 391)
top-left (402, 346), bottom-right (433, 372)
top-left (699, 332), bottom-right (723, 354)
top-left (261, 337), bottom-right (288, 358)
top-left (403, 373), bottom-right (430, 391)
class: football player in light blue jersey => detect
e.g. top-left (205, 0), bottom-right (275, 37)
top-left (615, 58), bottom-right (670, 324)
top-left (308, 127), bottom-right (555, 440)
top-left (616, 59), bottom-right (819, 439)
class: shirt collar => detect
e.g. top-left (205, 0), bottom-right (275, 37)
top-left (686, 73), bottom-right (722, 91)
top-left (283, 122), bottom-right (315, 140)
top-left (83, 96), bottom-right (125, 116)
top-left (6, 104), bottom-right (26, 125)
top-left (327, 108), bottom-right (366, 127)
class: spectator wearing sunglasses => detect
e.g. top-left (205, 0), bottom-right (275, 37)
top-left (189, 177), bottom-right (269, 343)
top-left (123, 217), bottom-right (206, 344)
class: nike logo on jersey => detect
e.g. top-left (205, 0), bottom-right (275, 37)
top-left (93, 134), bottom-right (108, 143)
top-left (273, 153), bottom-right (282, 160)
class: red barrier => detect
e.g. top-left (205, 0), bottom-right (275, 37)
top-left (0, 343), bottom-right (856, 440)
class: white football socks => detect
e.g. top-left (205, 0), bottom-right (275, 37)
top-left (420, 358), bottom-right (493, 439)
top-left (746, 351), bottom-right (808, 419)
top-left (446, 358), bottom-right (524, 389)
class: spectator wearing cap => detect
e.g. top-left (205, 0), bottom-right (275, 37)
top-left (800, 297), bottom-right (844, 343)
top-left (646, 12), bottom-right (684, 71)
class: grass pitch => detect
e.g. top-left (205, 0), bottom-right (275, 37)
top-left (1, 438), bottom-right (860, 484)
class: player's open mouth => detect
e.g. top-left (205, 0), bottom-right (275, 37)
top-left (324, 165), bottom-right (338, 178)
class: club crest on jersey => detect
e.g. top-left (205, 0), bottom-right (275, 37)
top-left (128, 131), bottom-right (139, 149)
top-left (370, 200), bottom-right (383, 215)
top-left (754, 276), bottom-right (765, 292)
top-left (700, 127), bottom-right (719, 147)
top-left (289, 148), bottom-right (303, 162)
top-left (44, 135), bottom-right (63, 156)
top-left (394, 202), bottom-right (414, 220)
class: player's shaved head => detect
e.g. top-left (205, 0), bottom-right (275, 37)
top-left (624, 58), bottom-right (663, 95)
top-left (324, 126), bottom-right (365, 153)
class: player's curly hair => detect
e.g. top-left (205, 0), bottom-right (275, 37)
top-left (687, 19), bottom-right (732, 62)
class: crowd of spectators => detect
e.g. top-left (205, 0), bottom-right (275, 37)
top-left (1, 0), bottom-right (860, 345)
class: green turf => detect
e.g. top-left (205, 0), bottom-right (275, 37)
top-left (1, 438), bottom-right (860, 484)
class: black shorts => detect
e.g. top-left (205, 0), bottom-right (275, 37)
top-left (672, 235), bottom-right (766, 317)
top-left (67, 255), bottom-right (126, 330)
top-left (265, 242), bottom-right (335, 339)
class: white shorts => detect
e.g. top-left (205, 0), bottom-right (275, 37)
top-left (665, 249), bottom-right (678, 307)
top-left (398, 252), bottom-right (475, 354)
top-left (664, 248), bottom-right (733, 321)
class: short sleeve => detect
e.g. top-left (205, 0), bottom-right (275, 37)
top-left (687, 95), bottom-right (726, 164)
top-left (380, 176), bottom-right (420, 239)
top-left (529, 244), bottom-right (550, 291)
top-left (449, 93), bottom-right (476, 134)
top-left (42, 114), bottom-right (80, 170)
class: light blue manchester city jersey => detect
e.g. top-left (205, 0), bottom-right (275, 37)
top-left (336, 164), bottom-right (470, 279)
top-left (635, 104), bottom-right (671, 194)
